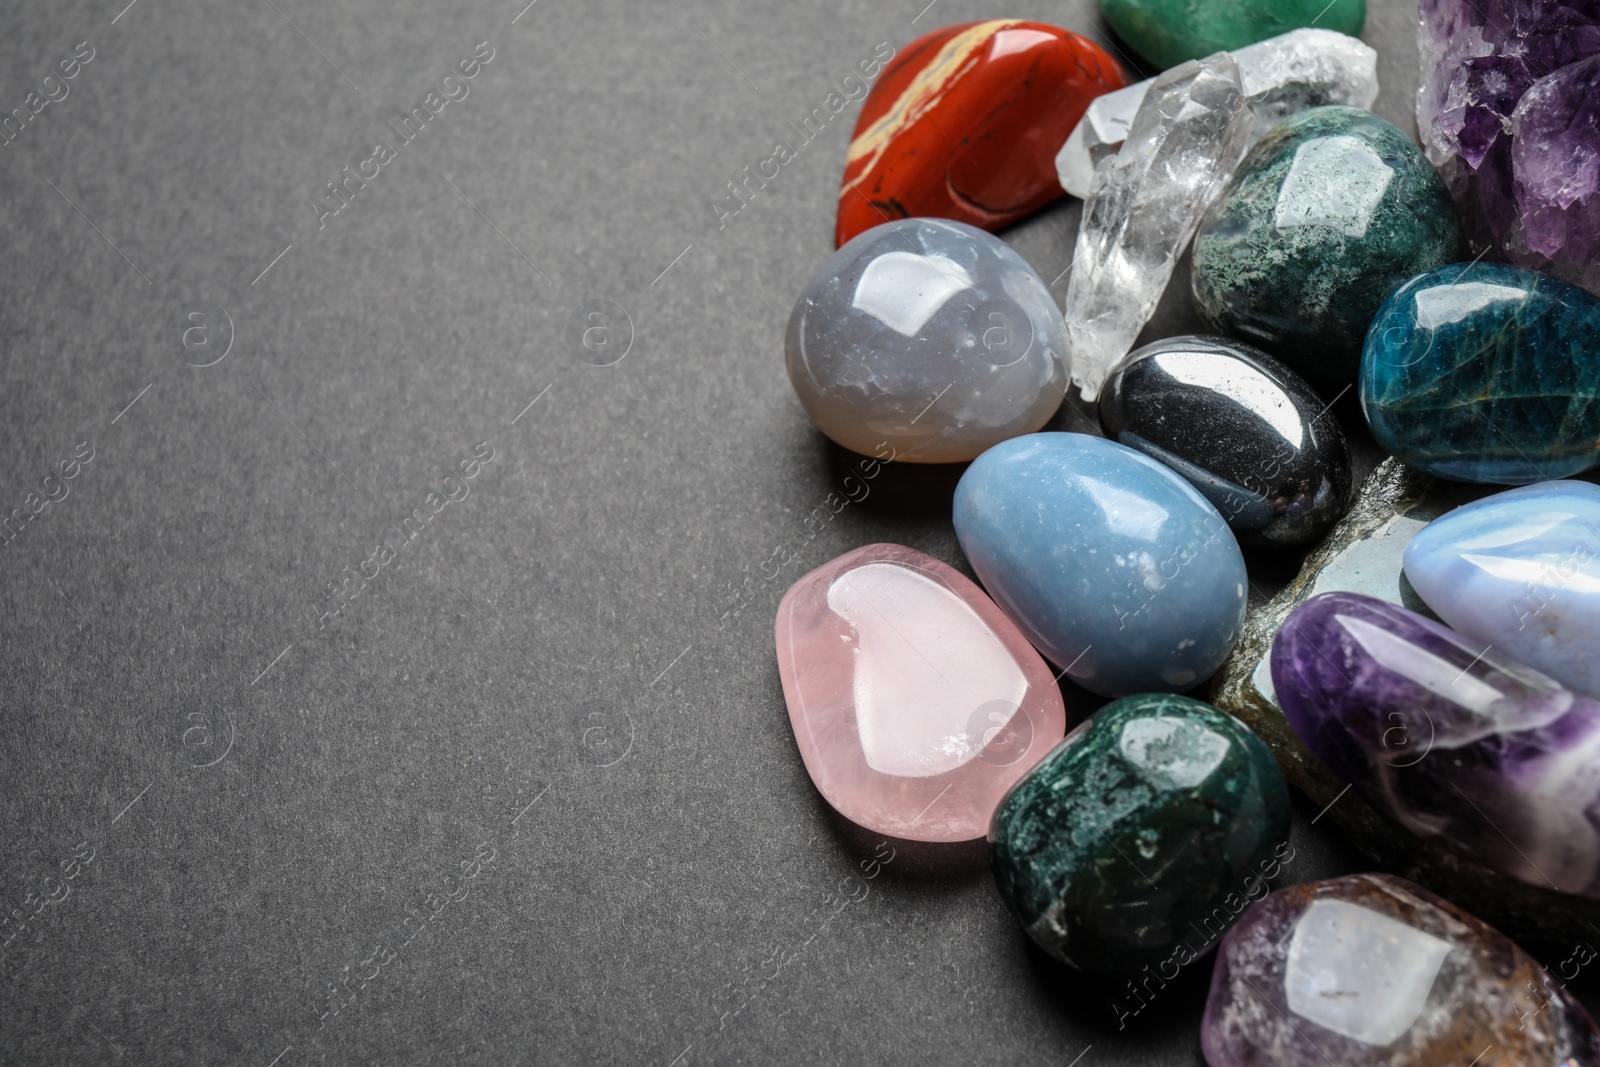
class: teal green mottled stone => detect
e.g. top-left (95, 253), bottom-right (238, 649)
top-left (1191, 107), bottom-right (1464, 390)
top-left (989, 693), bottom-right (1290, 973)
top-left (1361, 263), bottom-right (1600, 484)
top-left (1099, 0), bottom-right (1365, 70)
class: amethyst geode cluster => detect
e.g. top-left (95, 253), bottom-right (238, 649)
top-left (1418, 0), bottom-right (1600, 292)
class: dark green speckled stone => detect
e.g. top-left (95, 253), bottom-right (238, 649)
top-left (1361, 262), bottom-right (1600, 484)
top-left (989, 694), bottom-right (1289, 974)
top-left (1191, 106), bottom-right (1464, 390)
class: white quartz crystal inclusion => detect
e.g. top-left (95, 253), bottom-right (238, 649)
top-left (1284, 898), bottom-right (1452, 1046)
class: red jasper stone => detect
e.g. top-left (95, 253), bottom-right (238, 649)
top-left (836, 20), bottom-right (1127, 247)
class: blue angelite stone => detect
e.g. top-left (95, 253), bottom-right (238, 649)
top-left (1360, 263), bottom-right (1600, 484)
top-left (953, 433), bottom-right (1247, 696)
top-left (1404, 480), bottom-right (1600, 698)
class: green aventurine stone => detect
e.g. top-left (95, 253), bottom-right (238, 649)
top-left (989, 693), bottom-right (1289, 973)
top-left (1209, 457), bottom-right (1600, 943)
top-left (1191, 107), bottom-right (1463, 390)
top-left (1099, 0), bottom-right (1366, 70)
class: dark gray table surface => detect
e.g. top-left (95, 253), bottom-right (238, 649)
top-left (3, 0), bottom-right (1591, 1063)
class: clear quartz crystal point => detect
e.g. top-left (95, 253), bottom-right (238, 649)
top-left (1056, 29), bottom-right (1378, 199)
top-left (1063, 54), bottom-right (1253, 401)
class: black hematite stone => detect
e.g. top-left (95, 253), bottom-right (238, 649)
top-left (1098, 335), bottom-right (1354, 548)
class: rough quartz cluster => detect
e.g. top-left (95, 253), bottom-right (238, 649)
top-left (1418, 0), bottom-right (1600, 293)
top-left (1057, 29), bottom-right (1379, 200)
top-left (1063, 54), bottom-right (1253, 401)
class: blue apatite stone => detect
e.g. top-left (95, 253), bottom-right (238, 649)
top-left (953, 433), bottom-right (1247, 696)
top-left (1404, 480), bottom-right (1600, 699)
top-left (1361, 263), bottom-right (1600, 484)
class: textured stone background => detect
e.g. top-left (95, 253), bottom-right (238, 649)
top-left (0, 0), bottom-right (1589, 1063)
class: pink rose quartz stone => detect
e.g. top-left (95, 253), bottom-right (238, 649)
top-left (775, 543), bottom-right (1067, 842)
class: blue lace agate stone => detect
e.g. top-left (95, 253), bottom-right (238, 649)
top-left (1404, 480), bottom-right (1600, 698)
top-left (953, 433), bottom-right (1247, 696)
top-left (1361, 263), bottom-right (1600, 484)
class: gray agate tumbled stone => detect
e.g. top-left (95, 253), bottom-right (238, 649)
top-left (786, 218), bottom-right (1067, 463)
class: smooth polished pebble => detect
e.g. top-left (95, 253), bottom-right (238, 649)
top-left (787, 218), bottom-right (1067, 463)
top-left (989, 693), bottom-right (1290, 973)
top-left (836, 20), bottom-right (1125, 245)
top-left (1361, 262), bottom-right (1600, 483)
top-left (1207, 458), bottom-right (1600, 941)
top-left (953, 433), bottom-right (1248, 696)
top-left (1192, 106), bottom-right (1463, 389)
top-left (774, 543), bottom-right (1066, 842)
top-left (1203, 874), bottom-right (1600, 1065)
top-left (1100, 0), bottom-right (1365, 70)
top-left (1404, 481), bottom-right (1600, 698)
top-left (1099, 335), bottom-right (1352, 548)
top-left (1274, 591), bottom-right (1600, 898)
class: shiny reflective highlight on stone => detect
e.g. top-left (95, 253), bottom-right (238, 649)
top-left (775, 543), bottom-right (1066, 842)
top-left (990, 693), bottom-right (1289, 973)
top-left (953, 433), bottom-right (1247, 696)
top-left (1273, 591), bottom-right (1600, 899)
top-left (837, 20), bottom-right (1126, 245)
top-left (1406, 481), bottom-right (1600, 700)
top-left (787, 218), bottom-right (1067, 463)
top-left (1099, 336), bottom-right (1352, 547)
top-left (1099, 0), bottom-right (1364, 70)
top-left (1203, 874), bottom-right (1600, 1065)
top-left (1193, 107), bottom-right (1463, 389)
top-left (1360, 262), bottom-right (1600, 484)
top-left (1207, 460), bottom-right (1600, 941)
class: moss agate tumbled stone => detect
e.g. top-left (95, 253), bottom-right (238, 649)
top-left (990, 693), bottom-right (1290, 973)
top-left (1099, 0), bottom-right (1365, 71)
top-left (1192, 106), bottom-right (1463, 389)
top-left (1361, 262), bottom-right (1600, 484)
